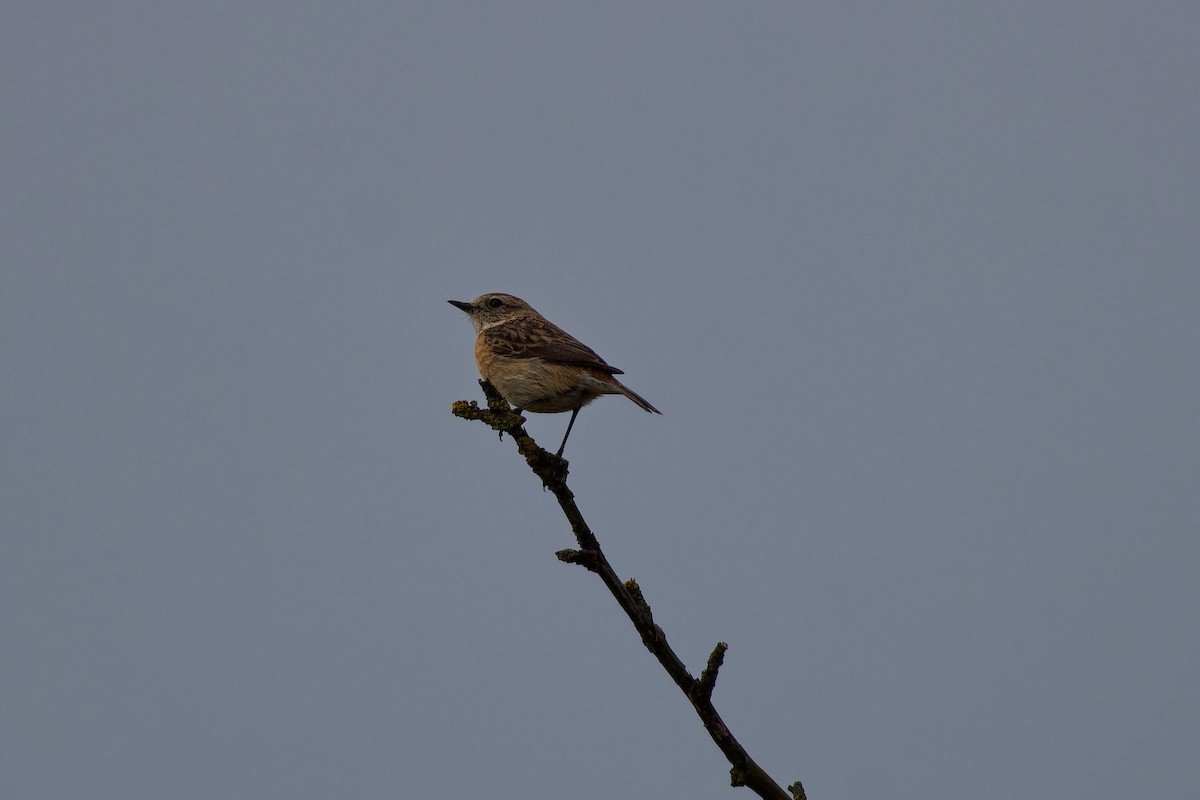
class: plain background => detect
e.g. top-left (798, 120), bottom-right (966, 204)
top-left (3, 3), bottom-right (1198, 798)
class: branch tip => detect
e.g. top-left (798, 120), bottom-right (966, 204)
top-left (694, 641), bottom-right (727, 702)
top-left (556, 548), bottom-right (599, 570)
top-left (623, 578), bottom-right (654, 620)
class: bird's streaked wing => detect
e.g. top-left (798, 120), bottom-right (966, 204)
top-left (482, 318), bottom-right (624, 375)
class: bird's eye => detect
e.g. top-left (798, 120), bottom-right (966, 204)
top-left (487, 298), bottom-right (504, 308)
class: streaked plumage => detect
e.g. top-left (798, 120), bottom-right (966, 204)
top-left (449, 293), bottom-right (660, 456)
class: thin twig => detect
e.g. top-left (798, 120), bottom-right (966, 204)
top-left (453, 380), bottom-right (805, 800)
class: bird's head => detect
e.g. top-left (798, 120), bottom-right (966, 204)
top-left (448, 293), bottom-right (537, 332)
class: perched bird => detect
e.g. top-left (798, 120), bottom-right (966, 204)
top-left (449, 293), bottom-right (661, 457)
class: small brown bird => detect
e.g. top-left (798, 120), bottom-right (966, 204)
top-left (449, 293), bottom-right (661, 457)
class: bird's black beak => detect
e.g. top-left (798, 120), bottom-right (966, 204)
top-left (447, 300), bottom-right (474, 312)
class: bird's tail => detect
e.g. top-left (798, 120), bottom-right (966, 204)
top-left (617, 381), bottom-right (661, 414)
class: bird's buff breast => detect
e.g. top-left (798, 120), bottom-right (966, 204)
top-left (476, 352), bottom-right (613, 412)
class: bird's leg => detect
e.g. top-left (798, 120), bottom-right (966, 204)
top-left (555, 407), bottom-right (581, 458)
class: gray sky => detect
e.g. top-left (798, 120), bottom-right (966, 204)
top-left (3, 3), bottom-right (1198, 798)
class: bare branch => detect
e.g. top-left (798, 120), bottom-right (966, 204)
top-left (453, 380), bottom-right (802, 799)
top-left (695, 641), bottom-right (727, 704)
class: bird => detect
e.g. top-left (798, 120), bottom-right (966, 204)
top-left (448, 293), bottom-right (661, 457)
